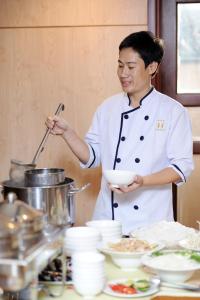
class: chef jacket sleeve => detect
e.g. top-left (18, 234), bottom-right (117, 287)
top-left (80, 108), bottom-right (101, 169)
top-left (167, 107), bottom-right (194, 185)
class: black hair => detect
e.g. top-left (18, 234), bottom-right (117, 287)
top-left (119, 31), bottom-right (164, 68)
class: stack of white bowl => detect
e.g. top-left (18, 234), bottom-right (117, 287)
top-left (72, 251), bottom-right (106, 298)
top-left (63, 226), bottom-right (101, 256)
top-left (86, 220), bottom-right (122, 243)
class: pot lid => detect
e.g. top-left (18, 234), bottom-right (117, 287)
top-left (0, 192), bottom-right (43, 224)
top-left (0, 213), bottom-right (20, 238)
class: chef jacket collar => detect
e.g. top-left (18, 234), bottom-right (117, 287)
top-left (126, 86), bottom-right (154, 108)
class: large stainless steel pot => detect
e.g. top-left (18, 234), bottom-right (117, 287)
top-left (1, 178), bottom-right (88, 226)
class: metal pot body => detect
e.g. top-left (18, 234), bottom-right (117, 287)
top-left (2, 178), bottom-right (75, 226)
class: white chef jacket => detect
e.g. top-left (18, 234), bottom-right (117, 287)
top-left (81, 88), bottom-right (194, 235)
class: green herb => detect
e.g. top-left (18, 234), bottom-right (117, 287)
top-left (123, 279), bottom-right (134, 287)
top-left (151, 250), bottom-right (164, 257)
top-left (152, 250), bottom-right (200, 263)
top-left (177, 250), bottom-right (191, 256)
top-left (123, 279), bottom-right (150, 292)
top-left (176, 250), bottom-right (200, 262)
top-left (134, 279), bottom-right (150, 292)
top-left (190, 252), bottom-right (200, 263)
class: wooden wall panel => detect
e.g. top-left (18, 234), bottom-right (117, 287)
top-left (177, 155), bottom-right (200, 230)
top-left (0, 0), bottom-right (147, 27)
top-left (0, 0), bottom-right (147, 226)
top-left (177, 107), bottom-right (200, 230)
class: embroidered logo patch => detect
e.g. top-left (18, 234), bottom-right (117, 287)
top-left (156, 120), bottom-right (165, 130)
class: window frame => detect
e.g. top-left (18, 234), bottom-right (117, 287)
top-left (148, 0), bottom-right (200, 107)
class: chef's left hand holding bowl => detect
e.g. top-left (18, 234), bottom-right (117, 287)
top-left (103, 169), bottom-right (143, 194)
top-left (110, 175), bottom-right (144, 194)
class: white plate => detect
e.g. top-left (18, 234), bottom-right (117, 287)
top-left (130, 221), bottom-right (196, 248)
top-left (103, 278), bottom-right (160, 298)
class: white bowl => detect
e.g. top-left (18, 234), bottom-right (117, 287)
top-left (73, 278), bottom-right (105, 297)
top-left (65, 226), bottom-right (100, 238)
top-left (86, 220), bottom-right (121, 228)
top-left (72, 251), bottom-right (106, 297)
top-left (103, 169), bottom-right (136, 187)
top-left (64, 226), bottom-right (101, 255)
top-left (73, 272), bottom-right (105, 281)
top-left (86, 220), bottom-right (122, 242)
top-left (65, 240), bottom-right (99, 247)
top-left (142, 250), bottom-right (200, 283)
top-left (64, 245), bottom-right (98, 256)
top-left (100, 238), bottom-right (164, 271)
top-left (72, 251), bottom-right (105, 264)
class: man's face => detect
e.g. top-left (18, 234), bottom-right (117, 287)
top-left (117, 47), bottom-right (152, 96)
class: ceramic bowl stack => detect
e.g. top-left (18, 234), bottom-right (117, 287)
top-left (86, 220), bottom-right (122, 243)
top-left (63, 226), bottom-right (101, 256)
top-left (72, 251), bottom-right (106, 298)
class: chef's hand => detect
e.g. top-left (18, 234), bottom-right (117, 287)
top-left (45, 116), bottom-right (70, 136)
top-left (109, 175), bottom-right (143, 194)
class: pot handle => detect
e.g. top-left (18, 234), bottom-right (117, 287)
top-left (68, 182), bottom-right (91, 195)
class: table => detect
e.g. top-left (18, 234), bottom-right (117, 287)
top-left (39, 256), bottom-right (200, 300)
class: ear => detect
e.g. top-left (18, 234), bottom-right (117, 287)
top-left (148, 61), bottom-right (159, 76)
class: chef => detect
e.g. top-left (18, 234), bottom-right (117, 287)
top-left (46, 31), bottom-right (194, 235)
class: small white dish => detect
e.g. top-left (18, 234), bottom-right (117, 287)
top-left (103, 277), bottom-right (160, 298)
top-left (103, 170), bottom-right (136, 187)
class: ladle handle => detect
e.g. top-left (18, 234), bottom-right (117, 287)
top-left (31, 103), bottom-right (65, 165)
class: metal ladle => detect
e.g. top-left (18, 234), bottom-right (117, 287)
top-left (9, 103), bottom-right (65, 183)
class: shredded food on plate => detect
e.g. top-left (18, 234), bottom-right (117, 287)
top-left (109, 238), bottom-right (155, 252)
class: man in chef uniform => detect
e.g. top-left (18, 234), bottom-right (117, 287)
top-left (46, 31), bottom-right (194, 235)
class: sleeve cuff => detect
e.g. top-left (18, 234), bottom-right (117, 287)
top-left (169, 164), bottom-right (185, 186)
top-left (80, 144), bottom-right (96, 169)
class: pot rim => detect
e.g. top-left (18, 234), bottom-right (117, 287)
top-left (2, 177), bottom-right (74, 189)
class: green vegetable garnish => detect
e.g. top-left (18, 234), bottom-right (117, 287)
top-left (134, 279), bottom-right (150, 292)
top-left (151, 250), bottom-right (164, 257)
top-left (151, 250), bottom-right (200, 263)
top-left (124, 279), bottom-right (134, 287)
top-left (122, 279), bottom-right (150, 292)
top-left (191, 252), bottom-right (200, 263)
